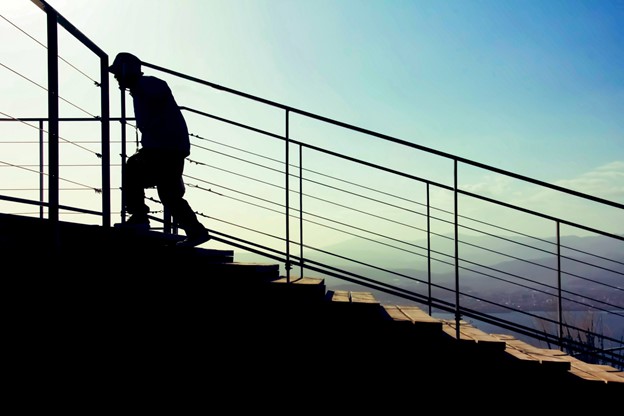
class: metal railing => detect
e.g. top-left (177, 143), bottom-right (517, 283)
top-left (1, 0), bottom-right (622, 369)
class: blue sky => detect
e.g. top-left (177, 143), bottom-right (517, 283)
top-left (13, 0), bottom-right (622, 186)
top-left (1, 0), bottom-right (623, 240)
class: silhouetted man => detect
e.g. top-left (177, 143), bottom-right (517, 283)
top-left (109, 52), bottom-right (209, 247)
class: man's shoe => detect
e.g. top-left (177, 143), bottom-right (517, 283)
top-left (114, 215), bottom-right (150, 231)
top-left (176, 228), bottom-right (210, 247)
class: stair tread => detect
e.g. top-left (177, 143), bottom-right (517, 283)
top-left (329, 290), bottom-right (378, 304)
top-left (442, 320), bottom-right (506, 343)
top-left (274, 276), bottom-right (325, 285)
top-left (383, 305), bottom-right (442, 328)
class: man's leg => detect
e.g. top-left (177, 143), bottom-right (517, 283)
top-left (156, 157), bottom-right (209, 246)
top-left (121, 151), bottom-right (150, 225)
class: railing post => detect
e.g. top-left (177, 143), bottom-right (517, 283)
top-left (45, 7), bottom-right (60, 252)
top-left (556, 221), bottom-right (563, 343)
top-left (454, 159), bottom-right (460, 339)
top-left (46, 10), bottom-right (59, 222)
top-left (426, 183), bottom-right (432, 316)
top-left (299, 144), bottom-right (304, 279)
top-left (164, 206), bottom-right (173, 234)
top-left (285, 109), bottom-right (291, 282)
top-left (39, 120), bottom-right (44, 219)
top-left (119, 88), bottom-right (127, 224)
top-left (100, 56), bottom-right (111, 227)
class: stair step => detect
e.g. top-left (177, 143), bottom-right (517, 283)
top-left (205, 262), bottom-right (280, 281)
top-left (382, 305), bottom-right (443, 333)
top-left (490, 333), bottom-right (572, 372)
top-left (328, 290), bottom-right (378, 304)
top-left (567, 358), bottom-right (624, 384)
top-left (270, 276), bottom-right (327, 301)
top-left (441, 320), bottom-right (507, 353)
top-left (324, 290), bottom-right (384, 324)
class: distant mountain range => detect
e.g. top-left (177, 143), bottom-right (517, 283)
top-left (235, 232), bottom-right (624, 311)
top-left (236, 232), bottom-right (623, 271)
top-left (312, 232), bottom-right (624, 269)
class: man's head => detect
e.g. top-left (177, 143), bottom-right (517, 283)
top-left (109, 52), bottom-right (142, 88)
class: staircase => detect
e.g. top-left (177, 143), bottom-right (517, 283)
top-left (2, 212), bottom-right (622, 401)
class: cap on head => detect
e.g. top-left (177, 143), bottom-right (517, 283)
top-left (108, 52), bottom-right (142, 76)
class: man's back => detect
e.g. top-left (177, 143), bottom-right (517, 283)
top-left (131, 75), bottom-right (190, 156)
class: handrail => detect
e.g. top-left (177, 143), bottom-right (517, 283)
top-left (180, 105), bottom-right (624, 243)
top-left (155, 66), bottom-right (622, 366)
top-left (146, 63), bottom-right (624, 211)
top-left (2, 111), bottom-right (622, 367)
top-left (29, 0), bottom-right (112, 228)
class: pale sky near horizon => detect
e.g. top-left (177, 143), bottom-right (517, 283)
top-left (1, 0), bottom-right (623, 242)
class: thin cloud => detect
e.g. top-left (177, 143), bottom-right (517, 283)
top-left (453, 162), bottom-right (624, 237)
top-left (554, 161), bottom-right (624, 203)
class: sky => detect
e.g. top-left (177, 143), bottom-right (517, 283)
top-left (1, 0), bottom-right (623, 247)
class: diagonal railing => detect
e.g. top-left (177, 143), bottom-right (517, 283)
top-left (0, 0), bottom-right (622, 369)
